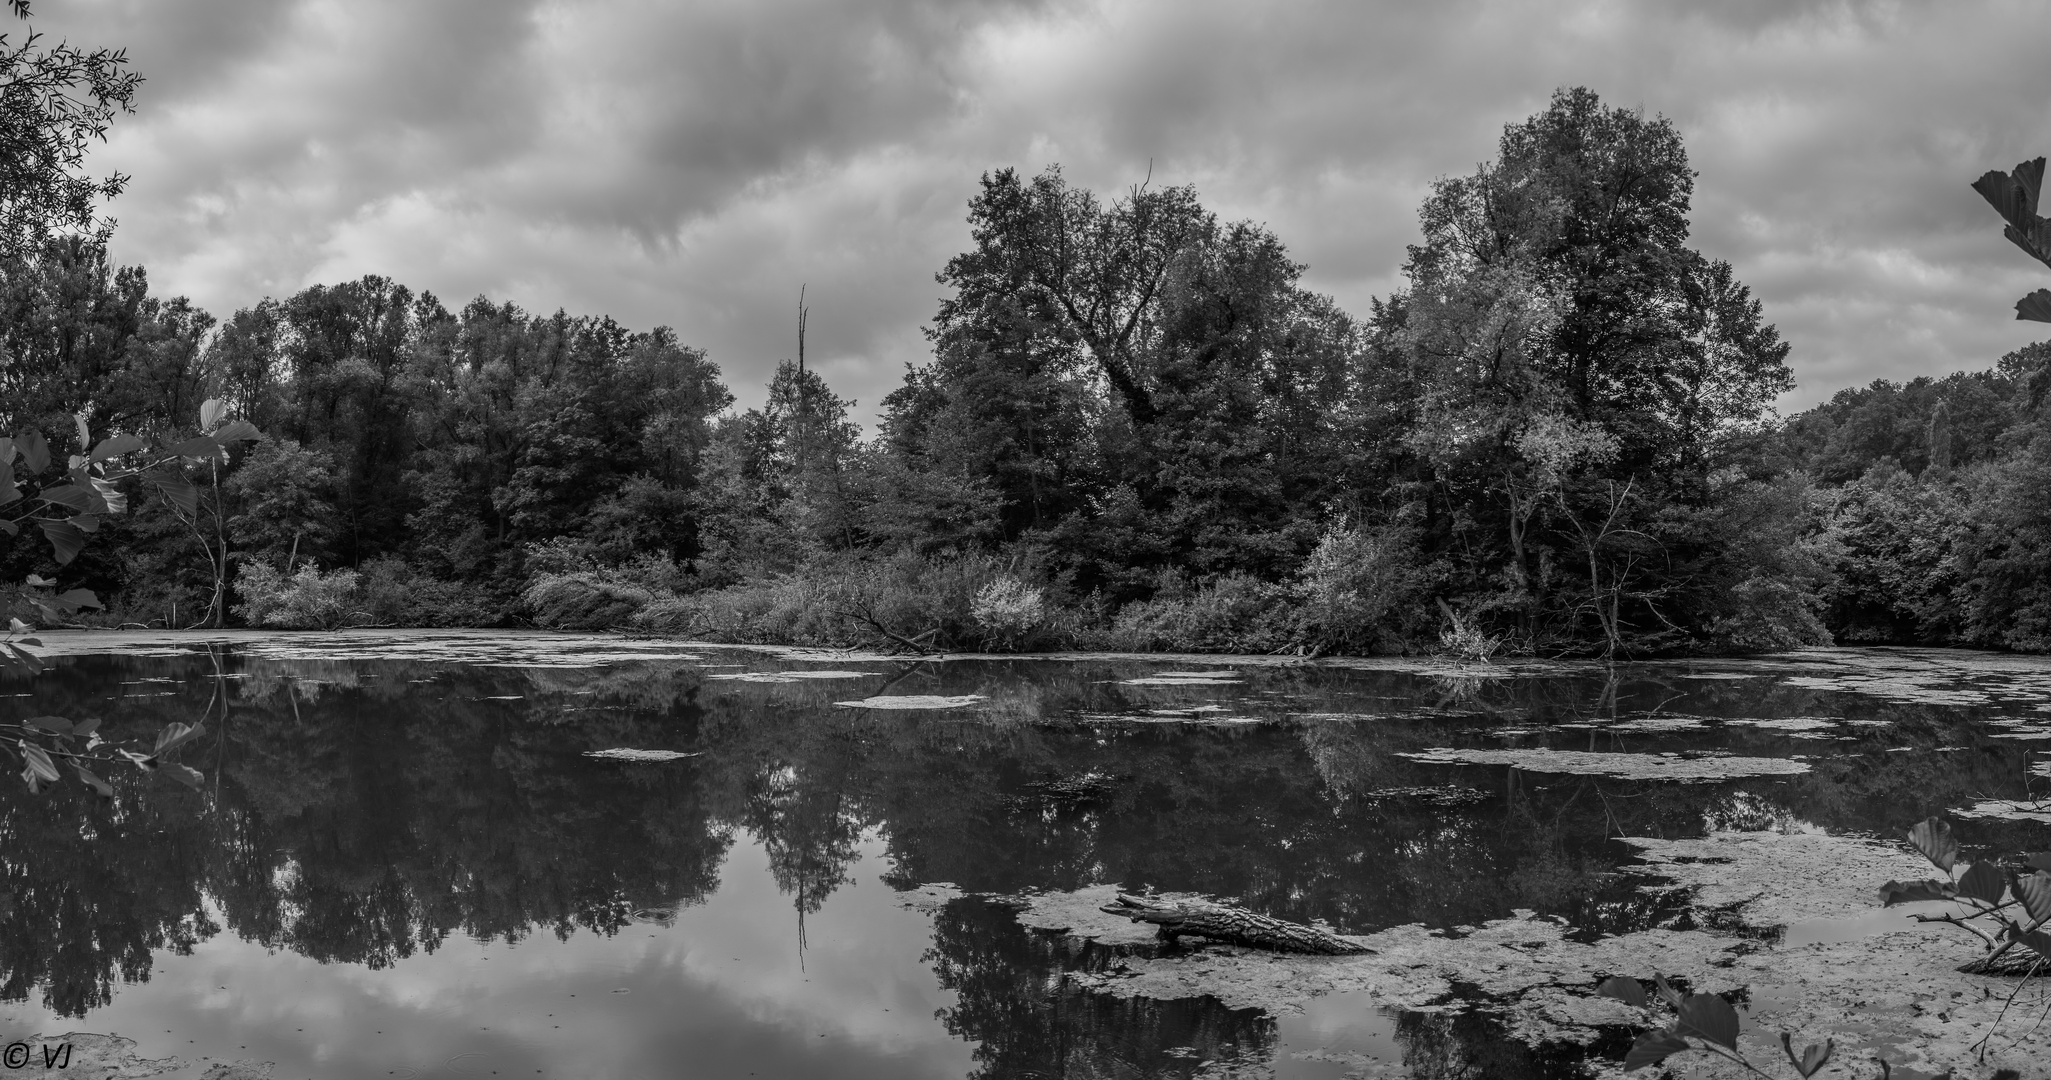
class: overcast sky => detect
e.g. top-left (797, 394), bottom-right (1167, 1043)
top-left (33, 0), bottom-right (2051, 422)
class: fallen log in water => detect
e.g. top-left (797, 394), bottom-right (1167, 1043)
top-left (1097, 893), bottom-right (1374, 955)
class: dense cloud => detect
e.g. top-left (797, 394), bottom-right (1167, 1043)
top-left (33, 0), bottom-right (2051, 419)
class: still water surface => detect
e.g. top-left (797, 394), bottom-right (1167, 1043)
top-left (3, 632), bottom-right (2049, 1078)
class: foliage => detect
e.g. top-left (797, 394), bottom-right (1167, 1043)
top-left (232, 562), bottom-right (362, 630)
top-left (1596, 974), bottom-right (1841, 1077)
top-left (1971, 157), bottom-right (2051, 324)
top-left (0, 596), bottom-right (207, 799)
top-left (1880, 816), bottom-right (2051, 975)
top-left (1294, 525), bottom-right (1429, 655)
top-left (969, 576), bottom-right (1047, 651)
top-left (520, 571), bottom-right (660, 632)
top-left (17, 84), bottom-right (2051, 660)
top-left (1098, 574), bottom-right (1300, 654)
top-left (352, 557), bottom-right (503, 627)
top-left (0, 2), bottom-right (140, 261)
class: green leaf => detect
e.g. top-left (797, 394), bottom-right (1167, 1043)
top-left (117, 748), bottom-right (157, 772)
top-left (2, 643), bottom-right (44, 673)
top-left (1974, 168), bottom-right (2034, 230)
top-left (0, 514), bottom-right (14, 535)
top-left (16, 428), bottom-right (48, 473)
top-left (154, 721), bottom-right (204, 757)
top-left (160, 761), bottom-right (203, 789)
top-left (1622, 1029), bottom-right (1692, 1072)
top-left (1677, 993), bottom-right (1740, 1050)
top-left (162, 436), bottom-right (223, 462)
top-left (56, 588), bottom-right (101, 610)
top-left (1880, 878), bottom-right (1957, 906)
top-left (200, 398), bottom-right (227, 431)
top-left (1958, 861), bottom-right (2006, 905)
top-left (1780, 1033), bottom-right (1833, 1078)
top-left (18, 740), bottom-right (59, 784)
top-left (73, 764), bottom-right (112, 798)
top-left (2026, 853), bottom-right (2051, 874)
top-left (26, 715), bottom-right (71, 735)
top-left (146, 469), bottom-right (199, 517)
top-left (1652, 973), bottom-right (1686, 1009)
top-left (212, 419), bottom-right (260, 443)
top-left (89, 476), bottom-right (126, 514)
top-left (71, 413), bottom-right (88, 452)
top-left (71, 716), bottom-right (99, 737)
top-left (1908, 817), bottom-right (1957, 873)
top-left (36, 483), bottom-right (93, 512)
top-left (90, 433), bottom-right (148, 461)
top-left (2015, 871), bottom-right (2051, 925)
top-left (2015, 927), bottom-right (2051, 961)
top-left (1596, 976), bottom-right (1647, 1008)
top-left (2018, 289), bottom-right (2051, 323)
top-left (38, 519), bottom-right (86, 565)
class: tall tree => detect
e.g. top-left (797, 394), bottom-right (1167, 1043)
top-left (0, 1), bottom-right (139, 261)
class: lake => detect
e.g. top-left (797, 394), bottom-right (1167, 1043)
top-left (3, 631), bottom-right (2050, 1079)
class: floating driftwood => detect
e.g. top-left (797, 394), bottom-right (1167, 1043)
top-left (1097, 893), bottom-right (1372, 955)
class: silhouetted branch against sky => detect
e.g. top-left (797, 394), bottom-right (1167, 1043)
top-left (33, 0), bottom-right (2051, 422)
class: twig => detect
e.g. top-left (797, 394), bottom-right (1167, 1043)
top-left (1974, 959), bottom-right (2041, 1057)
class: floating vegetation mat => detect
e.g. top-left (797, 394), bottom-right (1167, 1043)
top-left (706, 669), bottom-right (881, 683)
top-left (995, 831), bottom-right (2050, 1076)
top-left (582, 748), bottom-right (701, 762)
top-left (1398, 747), bottom-right (1811, 781)
top-left (1356, 785), bottom-right (1492, 807)
top-left (1120, 671), bottom-right (1243, 686)
top-left (1951, 798), bottom-right (2051, 822)
top-left (1076, 710), bottom-right (1261, 726)
top-left (834, 694), bottom-right (987, 710)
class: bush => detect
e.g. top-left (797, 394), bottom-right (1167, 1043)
top-left (1295, 526), bottom-right (1426, 654)
top-left (631, 553), bottom-right (1065, 651)
top-left (357, 559), bottom-right (506, 627)
top-left (1097, 573), bottom-right (1299, 653)
top-left (234, 563), bottom-right (362, 629)
top-left (633, 575), bottom-right (856, 645)
top-left (1707, 575), bottom-right (1832, 653)
top-left (970, 577), bottom-right (1047, 650)
top-left (521, 572), bottom-right (659, 631)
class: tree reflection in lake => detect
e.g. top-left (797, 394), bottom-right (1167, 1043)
top-left (3, 645), bottom-right (2049, 1077)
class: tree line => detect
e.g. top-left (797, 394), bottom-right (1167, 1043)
top-left (4, 86), bottom-right (2049, 655)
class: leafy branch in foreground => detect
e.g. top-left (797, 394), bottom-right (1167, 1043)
top-left (1, 607), bottom-right (206, 796)
top-left (1972, 156), bottom-right (2051, 323)
top-left (1880, 816), bottom-right (2051, 976)
top-left (1596, 974), bottom-right (1852, 1078)
top-left (2, 396), bottom-right (259, 569)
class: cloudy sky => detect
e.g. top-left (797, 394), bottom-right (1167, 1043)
top-left (33, 0), bottom-right (2051, 422)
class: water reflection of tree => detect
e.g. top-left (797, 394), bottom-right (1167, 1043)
top-left (743, 762), bottom-right (864, 921)
top-left (9, 649), bottom-right (2051, 1032)
top-left (3, 654), bottom-right (734, 1015)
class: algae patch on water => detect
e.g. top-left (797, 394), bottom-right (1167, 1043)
top-left (999, 830), bottom-right (2051, 1077)
top-left (835, 694), bottom-right (987, 710)
top-left (1397, 746), bottom-right (1810, 781)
